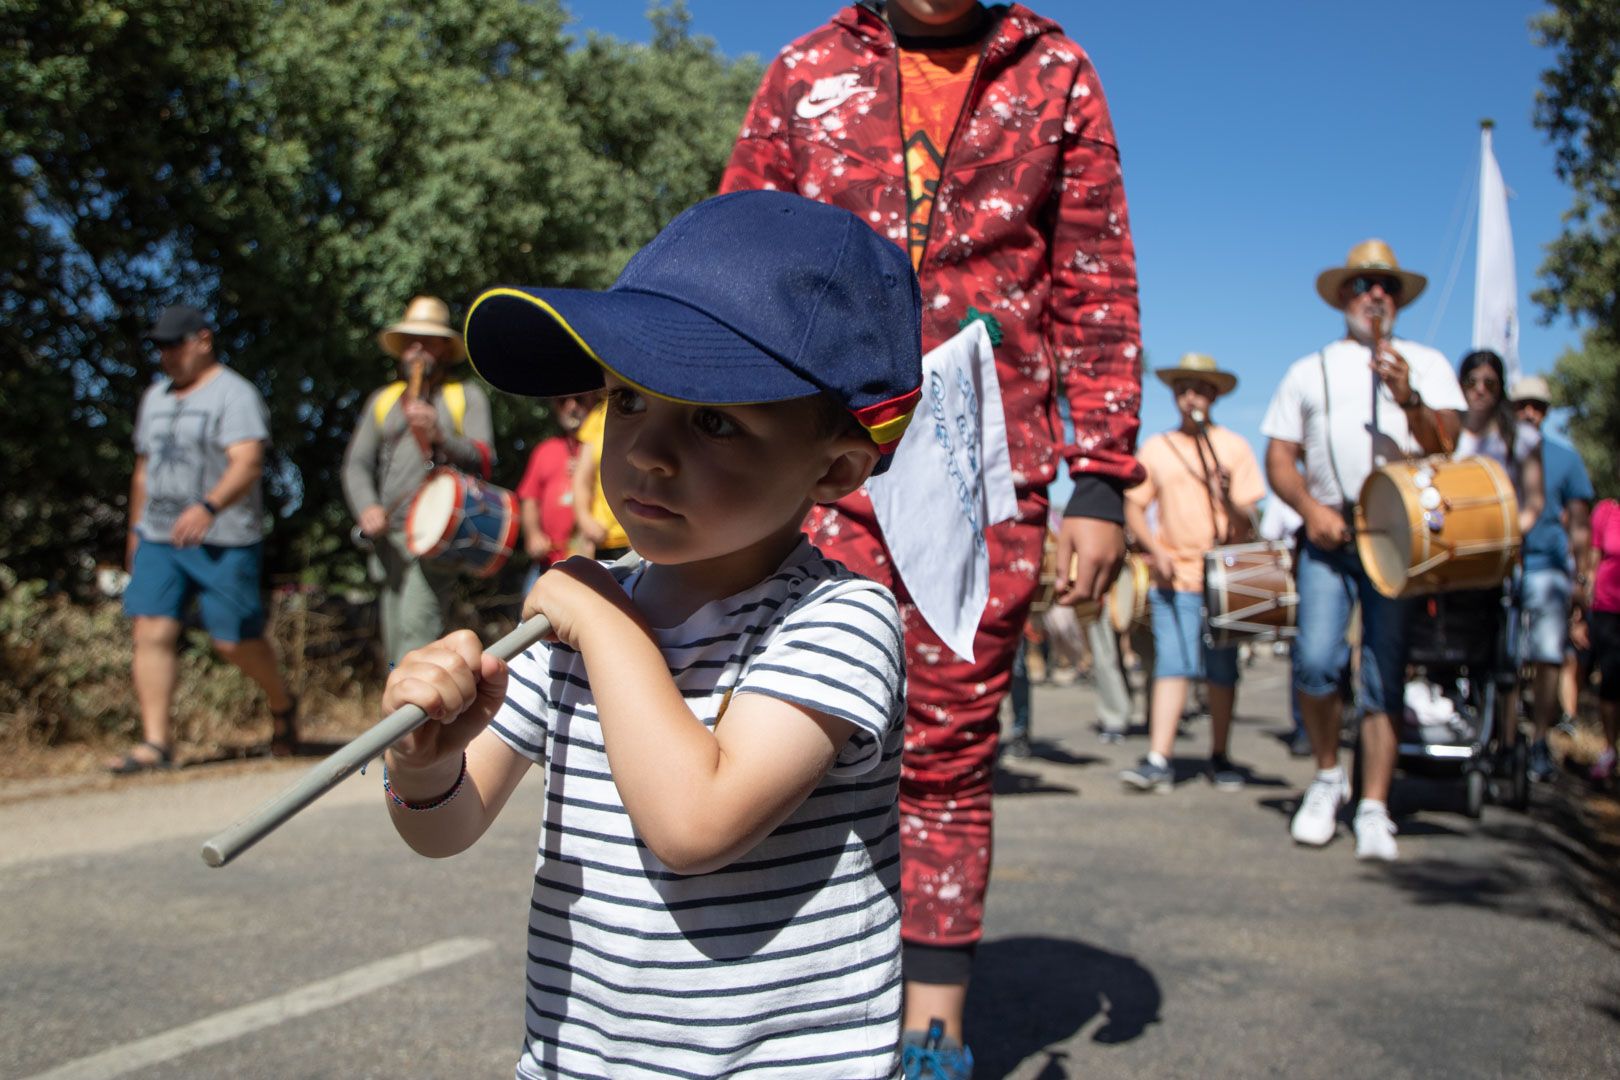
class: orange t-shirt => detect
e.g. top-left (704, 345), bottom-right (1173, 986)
top-left (898, 44), bottom-right (981, 269)
top-left (1126, 427), bottom-right (1266, 592)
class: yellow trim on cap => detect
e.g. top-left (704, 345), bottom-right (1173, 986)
top-left (466, 286), bottom-right (805, 411)
top-left (867, 412), bottom-right (915, 445)
top-left (466, 286), bottom-right (605, 367)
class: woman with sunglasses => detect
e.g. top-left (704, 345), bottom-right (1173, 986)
top-left (1455, 348), bottom-right (1543, 529)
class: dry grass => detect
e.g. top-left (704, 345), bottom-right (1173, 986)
top-left (0, 574), bottom-right (394, 780)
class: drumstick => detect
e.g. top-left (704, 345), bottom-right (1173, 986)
top-left (201, 551), bottom-right (644, 868)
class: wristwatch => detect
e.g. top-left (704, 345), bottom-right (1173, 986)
top-left (1398, 390), bottom-right (1424, 411)
top-left (200, 499), bottom-right (220, 516)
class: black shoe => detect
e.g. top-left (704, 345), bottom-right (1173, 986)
top-left (1287, 729), bottom-right (1313, 758)
top-left (1005, 733), bottom-right (1032, 759)
top-left (1209, 755), bottom-right (1245, 791)
top-left (1528, 738), bottom-right (1556, 783)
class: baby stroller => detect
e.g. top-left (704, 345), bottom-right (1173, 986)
top-left (1393, 585), bottom-right (1528, 817)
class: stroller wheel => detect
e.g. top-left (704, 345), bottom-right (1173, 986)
top-left (1506, 738), bottom-right (1530, 812)
top-left (1464, 767), bottom-right (1486, 819)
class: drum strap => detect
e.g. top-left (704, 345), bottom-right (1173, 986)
top-left (1163, 433), bottom-right (1230, 544)
top-left (1318, 352), bottom-right (1355, 511)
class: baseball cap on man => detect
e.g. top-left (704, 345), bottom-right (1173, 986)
top-left (464, 190), bottom-right (924, 472)
top-left (142, 305), bottom-right (210, 345)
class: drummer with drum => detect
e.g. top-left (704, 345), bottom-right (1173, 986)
top-left (342, 296), bottom-right (496, 666)
top-left (1120, 354), bottom-right (1266, 793)
top-left (1261, 241), bottom-right (1464, 861)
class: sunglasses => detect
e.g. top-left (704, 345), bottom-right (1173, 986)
top-left (1514, 399), bottom-right (1550, 411)
top-left (1462, 375), bottom-right (1500, 391)
top-left (1347, 274), bottom-right (1404, 299)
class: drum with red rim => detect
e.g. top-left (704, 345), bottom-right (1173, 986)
top-left (1202, 541), bottom-right (1297, 648)
top-left (405, 468), bottom-right (519, 578)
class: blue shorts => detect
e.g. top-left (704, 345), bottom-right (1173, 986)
top-left (1510, 567), bottom-right (1572, 666)
top-left (1150, 588), bottom-right (1240, 686)
top-left (124, 540), bottom-right (267, 642)
top-left (1292, 538), bottom-right (1409, 717)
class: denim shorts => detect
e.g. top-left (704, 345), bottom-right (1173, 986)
top-left (1292, 538), bottom-right (1409, 717)
top-left (123, 539), bottom-right (267, 642)
top-left (1510, 567), bottom-right (1573, 665)
top-left (1149, 588), bottom-right (1240, 686)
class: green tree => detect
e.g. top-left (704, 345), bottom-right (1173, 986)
top-left (1532, 0), bottom-right (1620, 493)
top-left (2, 0), bottom-right (759, 589)
top-left (2, 1), bottom-right (259, 586)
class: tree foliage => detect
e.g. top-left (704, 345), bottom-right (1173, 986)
top-left (1532, 0), bottom-right (1620, 493)
top-left (1, 0), bottom-right (760, 589)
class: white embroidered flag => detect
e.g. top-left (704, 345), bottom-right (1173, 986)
top-left (866, 321), bottom-right (1017, 662)
top-left (1473, 123), bottom-right (1520, 385)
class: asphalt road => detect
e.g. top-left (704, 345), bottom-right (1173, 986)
top-left (2, 651), bottom-right (1616, 1079)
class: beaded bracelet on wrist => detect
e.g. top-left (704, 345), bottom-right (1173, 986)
top-left (383, 752), bottom-right (468, 812)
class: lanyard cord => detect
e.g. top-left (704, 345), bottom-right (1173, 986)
top-left (1162, 430), bottom-right (1229, 545)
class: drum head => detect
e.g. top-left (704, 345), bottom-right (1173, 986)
top-left (1357, 471), bottom-right (1411, 598)
top-left (406, 473), bottom-right (458, 556)
top-left (1108, 558), bottom-right (1138, 634)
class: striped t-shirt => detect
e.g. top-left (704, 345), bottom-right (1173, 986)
top-left (490, 539), bottom-right (905, 1079)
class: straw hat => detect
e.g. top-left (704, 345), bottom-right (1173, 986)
top-left (1155, 352), bottom-right (1237, 397)
top-left (1509, 374), bottom-right (1552, 404)
top-left (377, 296), bottom-right (465, 359)
top-left (1315, 239), bottom-right (1428, 311)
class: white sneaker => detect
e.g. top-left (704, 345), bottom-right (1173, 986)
top-left (1353, 806), bottom-right (1399, 861)
top-left (1290, 773), bottom-right (1347, 846)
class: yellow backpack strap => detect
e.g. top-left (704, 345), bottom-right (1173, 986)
top-left (442, 382), bottom-right (466, 435)
top-left (372, 382), bottom-right (407, 429)
top-left (372, 381), bottom-right (465, 435)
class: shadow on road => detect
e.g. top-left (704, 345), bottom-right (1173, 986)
top-left (1590, 981), bottom-right (1620, 1029)
top-left (965, 935), bottom-right (1161, 1078)
top-left (993, 767), bottom-right (1080, 797)
top-left (1370, 780), bottom-right (1620, 948)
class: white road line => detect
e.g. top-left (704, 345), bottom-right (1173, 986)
top-left (22, 937), bottom-right (494, 1080)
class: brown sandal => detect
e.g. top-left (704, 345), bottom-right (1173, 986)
top-left (270, 696), bottom-right (300, 758)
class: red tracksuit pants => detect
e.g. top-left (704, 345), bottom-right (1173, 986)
top-left (807, 491), bottom-right (1043, 949)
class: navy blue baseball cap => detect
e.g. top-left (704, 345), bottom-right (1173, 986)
top-left (464, 190), bottom-right (924, 468)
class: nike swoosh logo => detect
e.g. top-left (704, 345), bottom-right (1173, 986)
top-left (795, 85), bottom-right (875, 119)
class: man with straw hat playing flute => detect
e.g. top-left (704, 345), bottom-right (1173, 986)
top-left (342, 295), bottom-right (495, 666)
top-left (1261, 241), bottom-right (1463, 861)
top-left (1121, 353), bottom-right (1264, 793)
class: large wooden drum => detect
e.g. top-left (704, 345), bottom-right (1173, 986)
top-left (1354, 454), bottom-right (1520, 599)
top-left (1203, 541), bottom-right (1297, 648)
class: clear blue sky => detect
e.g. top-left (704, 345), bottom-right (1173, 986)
top-left (573, 1), bottom-right (1582, 493)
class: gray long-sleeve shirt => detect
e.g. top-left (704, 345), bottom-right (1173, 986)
top-left (342, 380), bottom-right (496, 530)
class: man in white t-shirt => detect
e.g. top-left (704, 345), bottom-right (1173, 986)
top-left (1261, 240), bottom-right (1464, 861)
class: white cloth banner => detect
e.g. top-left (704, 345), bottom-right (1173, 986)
top-left (866, 321), bottom-right (1017, 663)
top-left (1473, 125), bottom-right (1520, 385)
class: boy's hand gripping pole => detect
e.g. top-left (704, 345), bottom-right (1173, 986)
top-left (200, 552), bottom-right (642, 867)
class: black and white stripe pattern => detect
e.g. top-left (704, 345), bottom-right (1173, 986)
top-left (491, 540), bottom-right (905, 1078)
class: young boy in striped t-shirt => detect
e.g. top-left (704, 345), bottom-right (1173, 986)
top-left (379, 192), bottom-right (923, 1079)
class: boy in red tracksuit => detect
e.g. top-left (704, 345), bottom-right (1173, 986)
top-left (722, 0), bottom-right (1142, 1067)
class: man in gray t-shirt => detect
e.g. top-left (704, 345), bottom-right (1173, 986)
top-left (110, 305), bottom-right (298, 774)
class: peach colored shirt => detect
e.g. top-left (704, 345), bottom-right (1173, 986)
top-left (1127, 426), bottom-right (1265, 591)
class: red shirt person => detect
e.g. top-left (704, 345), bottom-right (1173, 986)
top-left (515, 392), bottom-right (599, 587)
top-left (722, 0), bottom-right (1142, 1059)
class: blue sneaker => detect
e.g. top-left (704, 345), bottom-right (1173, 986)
top-left (901, 1018), bottom-right (974, 1080)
